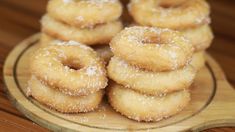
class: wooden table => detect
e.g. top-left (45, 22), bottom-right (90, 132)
top-left (0, 0), bottom-right (234, 131)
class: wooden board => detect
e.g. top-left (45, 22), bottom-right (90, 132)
top-left (3, 34), bottom-right (235, 132)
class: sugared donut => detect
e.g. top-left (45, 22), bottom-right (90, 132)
top-left (128, 0), bottom-right (210, 29)
top-left (47, 0), bottom-right (123, 28)
top-left (40, 33), bottom-right (113, 63)
top-left (108, 57), bottom-right (196, 96)
top-left (108, 82), bottom-right (191, 122)
top-left (182, 25), bottom-right (213, 51)
top-left (190, 51), bottom-right (206, 71)
top-left (30, 41), bottom-right (108, 96)
top-left (28, 76), bottom-right (104, 113)
top-left (110, 26), bottom-right (194, 72)
top-left (41, 15), bottom-right (123, 45)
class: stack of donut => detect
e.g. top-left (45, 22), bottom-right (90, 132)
top-left (128, 0), bottom-right (214, 71)
top-left (107, 26), bottom-right (196, 122)
top-left (28, 41), bottom-right (108, 113)
top-left (40, 0), bottom-right (124, 63)
top-left (27, 0), bottom-right (214, 121)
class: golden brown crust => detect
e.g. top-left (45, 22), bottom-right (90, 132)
top-left (30, 42), bottom-right (108, 96)
top-left (107, 82), bottom-right (191, 122)
top-left (110, 26), bottom-right (194, 72)
top-left (28, 76), bottom-right (104, 113)
top-left (47, 0), bottom-right (123, 28)
top-left (108, 57), bottom-right (196, 96)
top-left (41, 15), bottom-right (123, 45)
top-left (128, 0), bottom-right (210, 30)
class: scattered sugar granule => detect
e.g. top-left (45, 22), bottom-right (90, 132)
top-left (26, 87), bottom-right (32, 97)
top-left (76, 16), bottom-right (84, 22)
top-left (86, 66), bottom-right (97, 76)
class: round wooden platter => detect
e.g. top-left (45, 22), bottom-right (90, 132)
top-left (3, 34), bottom-right (235, 132)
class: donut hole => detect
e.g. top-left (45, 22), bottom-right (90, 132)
top-left (159, 4), bottom-right (181, 8)
top-left (142, 37), bottom-right (159, 44)
top-left (62, 59), bottom-right (83, 71)
top-left (159, 0), bottom-right (186, 8)
top-left (142, 34), bottom-right (164, 45)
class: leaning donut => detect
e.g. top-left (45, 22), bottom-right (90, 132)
top-left (30, 41), bottom-right (108, 96)
top-left (108, 57), bottom-right (196, 96)
top-left (40, 33), bottom-right (113, 63)
top-left (128, 0), bottom-right (210, 29)
top-left (110, 26), bottom-right (194, 71)
top-left (41, 15), bottom-right (123, 45)
top-left (182, 24), bottom-right (213, 51)
top-left (108, 82), bottom-right (191, 122)
top-left (47, 0), bottom-right (123, 28)
top-left (28, 76), bottom-right (104, 113)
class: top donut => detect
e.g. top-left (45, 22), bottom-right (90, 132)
top-left (128, 0), bottom-right (210, 29)
top-left (47, 0), bottom-right (123, 28)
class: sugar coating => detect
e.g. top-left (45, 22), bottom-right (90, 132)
top-left (123, 26), bottom-right (174, 45)
top-left (26, 86), bottom-right (32, 97)
top-left (76, 16), bottom-right (84, 22)
top-left (79, 116), bottom-right (89, 123)
top-left (86, 66), bottom-right (98, 76)
top-left (55, 40), bottom-right (88, 48)
top-left (63, 0), bottom-right (119, 6)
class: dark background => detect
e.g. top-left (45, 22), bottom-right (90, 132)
top-left (0, 0), bottom-right (235, 131)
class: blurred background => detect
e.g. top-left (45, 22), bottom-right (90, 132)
top-left (0, 0), bottom-right (234, 131)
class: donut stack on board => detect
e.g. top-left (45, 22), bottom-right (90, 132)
top-left (28, 42), bottom-right (108, 113)
top-left (39, 0), bottom-right (124, 63)
top-left (128, 0), bottom-right (214, 71)
top-left (27, 0), bottom-right (125, 113)
top-left (26, 0), bottom-right (213, 122)
top-left (107, 26), bottom-right (196, 122)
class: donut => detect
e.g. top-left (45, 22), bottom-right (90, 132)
top-left (127, 24), bottom-right (213, 52)
top-left (40, 33), bottom-right (113, 63)
top-left (30, 41), bottom-right (108, 96)
top-left (110, 26), bottom-right (194, 72)
top-left (108, 82), bottom-right (191, 122)
top-left (41, 15), bottom-right (123, 45)
top-left (28, 76), bottom-right (104, 113)
top-left (47, 0), bottom-right (123, 28)
top-left (190, 51), bottom-right (206, 71)
top-left (108, 57), bottom-right (196, 96)
top-left (128, 0), bottom-right (210, 29)
top-left (182, 25), bottom-right (213, 51)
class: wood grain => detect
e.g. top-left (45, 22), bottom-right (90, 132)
top-left (0, 0), bottom-right (235, 131)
